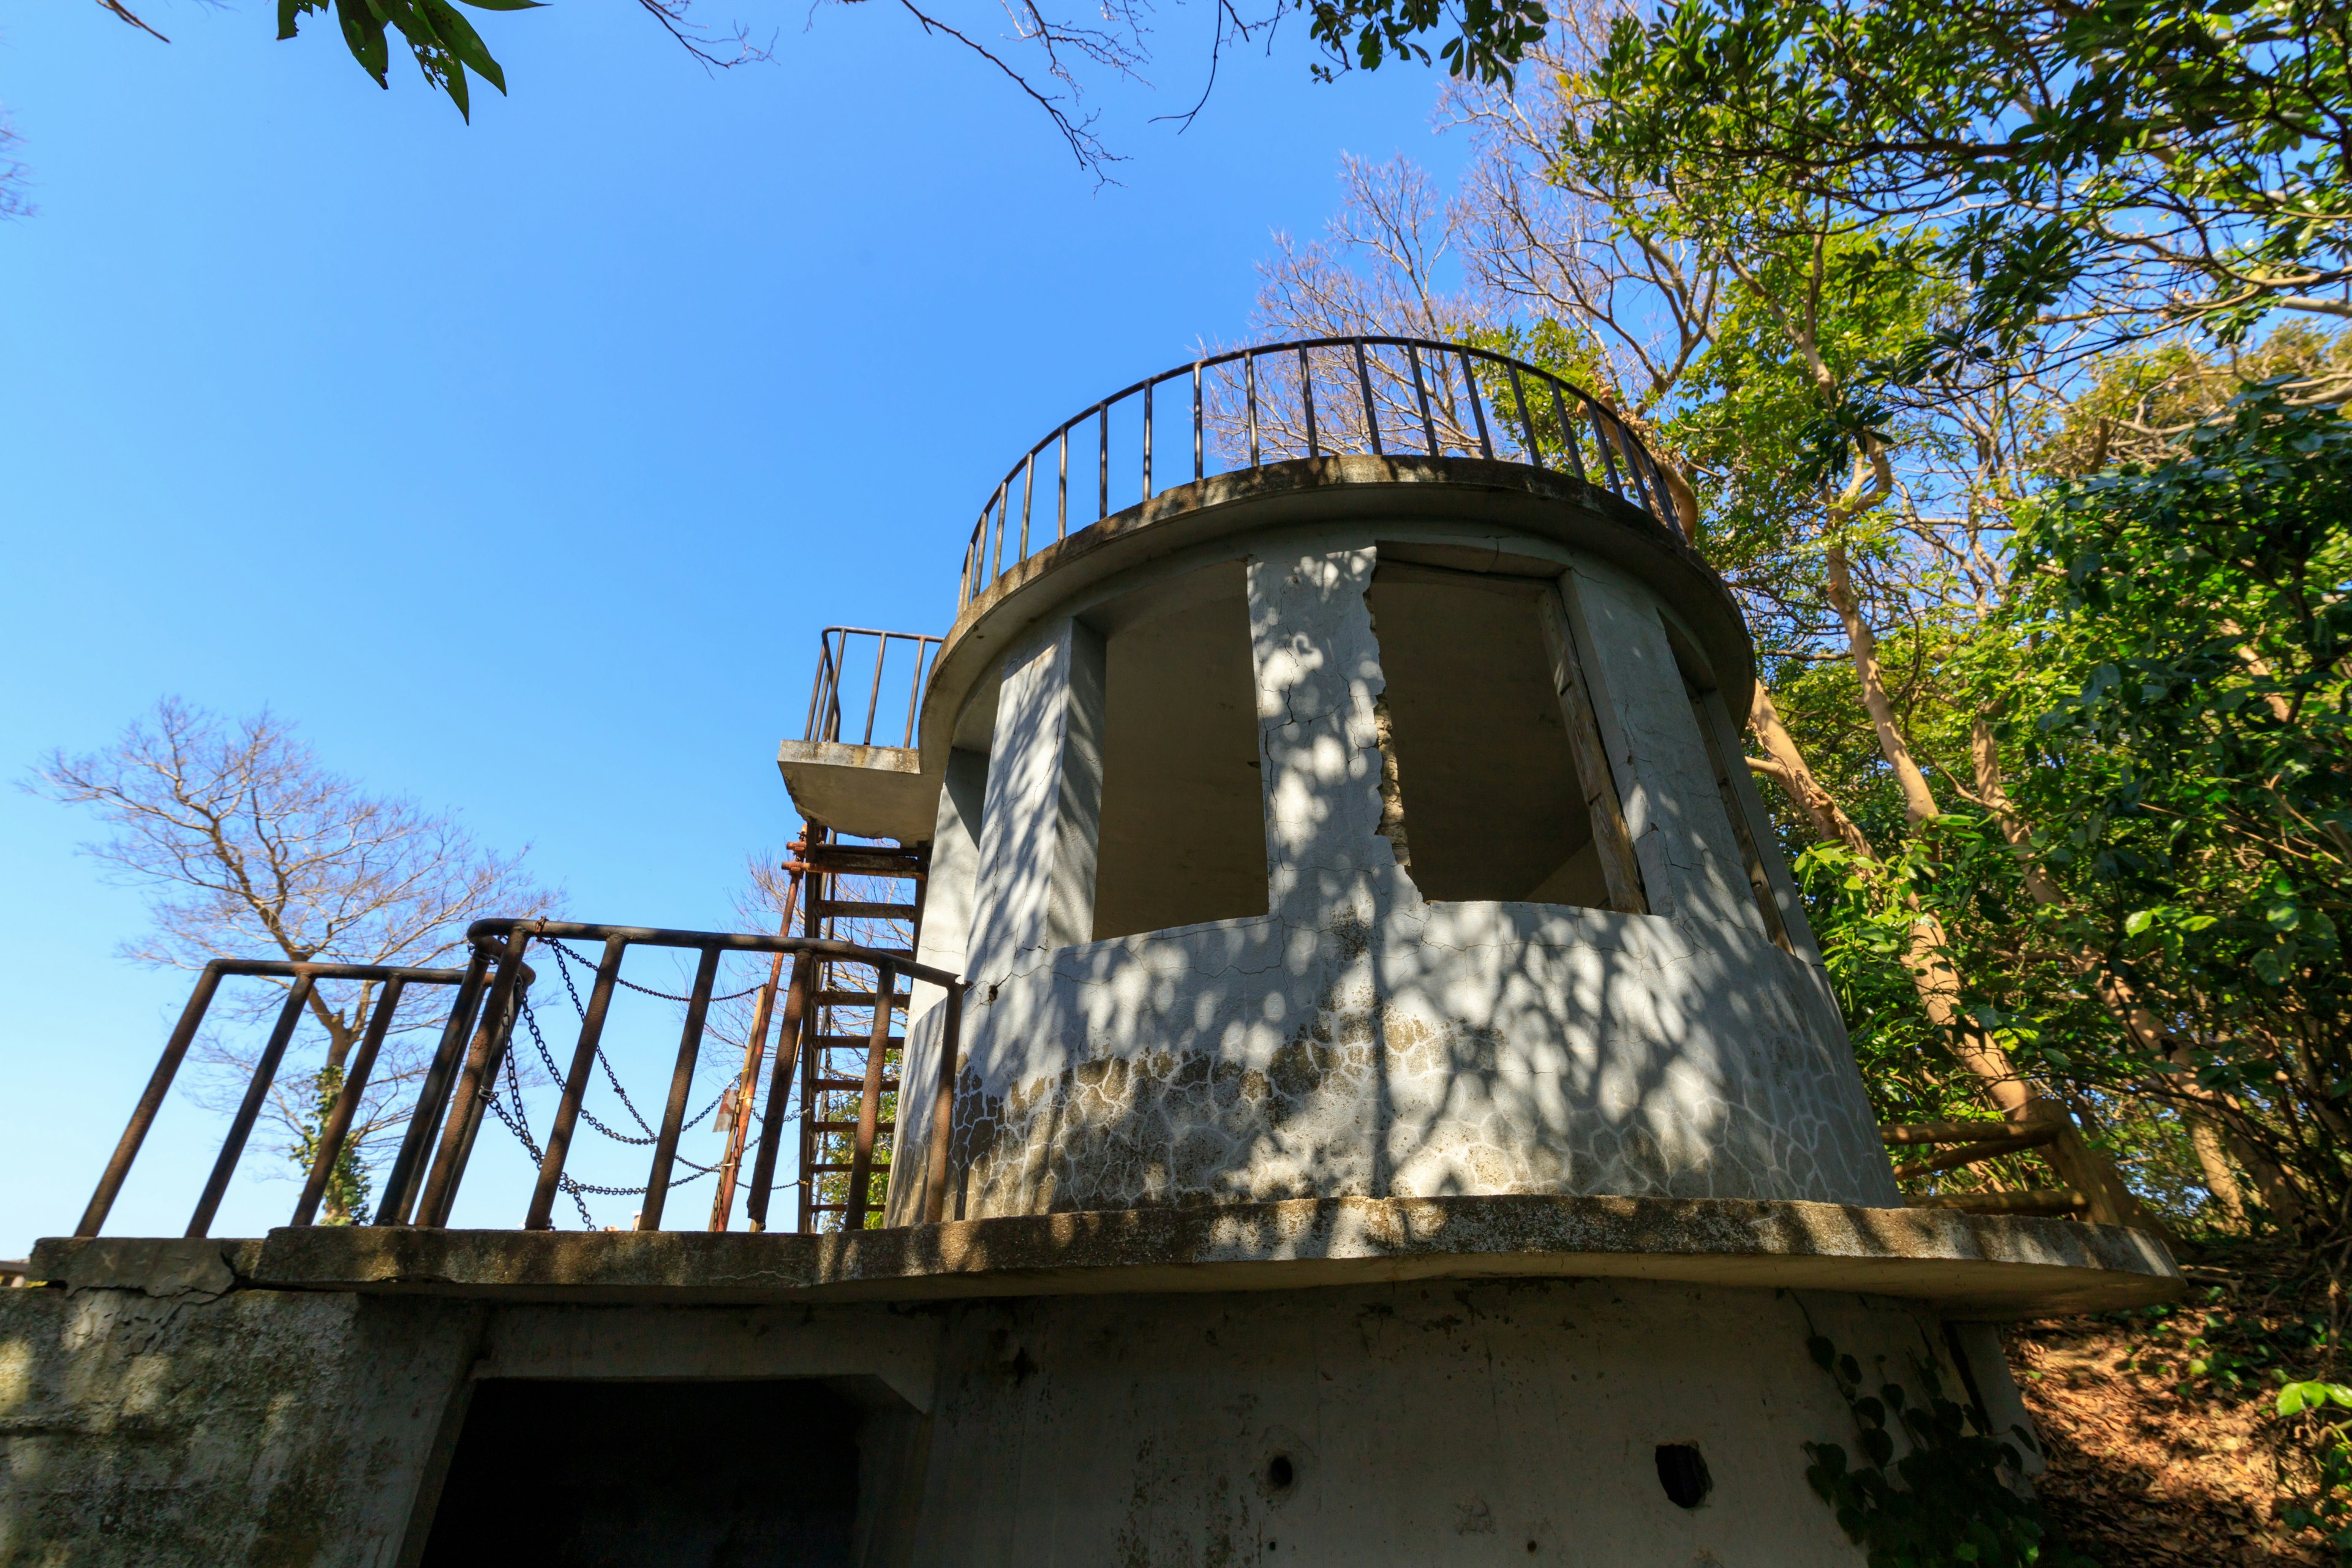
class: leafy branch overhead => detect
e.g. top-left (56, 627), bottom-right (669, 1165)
top-left (277, 0), bottom-right (539, 120)
top-left (89, 0), bottom-right (1550, 161)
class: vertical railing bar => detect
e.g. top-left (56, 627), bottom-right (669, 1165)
top-left (1245, 351), bottom-right (1261, 467)
top-left (414, 930), bottom-right (533, 1227)
top-left (1461, 349), bottom-right (1493, 459)
top-left (639, 943), bottom-right (723, 1231)
top-left (922, 982), bottom-right (965, 1224)
top-left (1098, 403), bottom-right (1110, 520)
top-left (1551, 379), bottom-right (1588, 483)
top-left (1057, 427), bottom-right (1069, 540)
top-left (377, 944), bottom-right (491, 1227)
top-left (1408, 343), bottom-right (1439, 453)
top-left (1018, 451), bottom-right (1035, 560)
top-left (990, 481), bottom-right (1009, 581)
top-left (1590, 403), bottom-right (1626, 494)
top-left (902, 638), bottom-right (927, 748)
top-left (1192, 362), bottom-right (1204, 481)
top-left (861, 633), bottom-right (887, 746)
top-left (188, 971), bottom-right (317, 1238)
top-left (845, 958), bottom-right (896, 1230)
top-left (1300, 346), bottom-right (1319, 458)
top-left (745, 951), bottom-right (812, 1232)
top-left (292, 973), bottom-right (407, 1227)
top-left (77, 962), bottom-right (228, 1236)
top-left (1142, 379), bottom-right (1154, 500)
top-left (524, 935), bottom-right (628, 1230)
top-left (424, 964), bottom-right (529, 1228)
top-left (1507, 364), bottom-right (1541, 469)
top-left (1354, 341), bottom-right (1383, 456)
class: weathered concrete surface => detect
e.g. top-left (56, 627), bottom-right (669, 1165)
top-left (911, 1277), bottom-right (1964, 1567)
top-left (933, 538), bottom-right (1896, 1219)
top-left (31, 1194), bottom-right (2177, 1318)
top-left (775, 739), bottom-right (932, 845)
top-left (0, 1267), bottom-right (2058, 1568)
top-left (0, 1284), bottom-right (476, 1567)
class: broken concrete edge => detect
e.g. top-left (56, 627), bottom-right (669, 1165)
top-left (21, 1235), bottom-right (267, 1300)
top-left (34, 1193), bottom-right (2179, 1321)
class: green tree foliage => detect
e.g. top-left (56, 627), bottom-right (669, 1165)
top-left (1987, 385), bottom-right (2351, 1223)
top-left (1584, 0), bottom-right (2352, 388)
top-left (276, 0), bottom-right (541, 121)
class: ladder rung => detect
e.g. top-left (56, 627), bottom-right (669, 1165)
top-left (807, 1163), bottom-right (892, 1175)
top-left (812, 1120), bottom-right (895, 1134)
top-left (802, 846), bottom-right (926, 874)
top-left (810, 1076), bottom-right (901, 1093)
top-left (812, 990), bottom-right (910, 1007)
top-left (813, 900), bottom-right (921, 921)
top-left (810, 1036), bottom-right (904, 1049)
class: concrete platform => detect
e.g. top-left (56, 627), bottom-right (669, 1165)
top-left (34, 1193), bottom-right (2180, 1319)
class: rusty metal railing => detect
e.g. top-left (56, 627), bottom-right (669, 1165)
top-left (78, 921), bottom-right (970, 1237)
top-left (803, 627), bottom-right (944, 747)
top-left (959, 334), bottom-right (1687, 611)
top-left (76, 958), bottom-right (476, 1238)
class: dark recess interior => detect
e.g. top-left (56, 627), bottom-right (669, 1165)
top-left (420, 1378), bottom-right (860, 1568)
top-left (1366, 566), bottom-right (1603, 906)
top-left (1090, 561), bottom-right (1268, 940)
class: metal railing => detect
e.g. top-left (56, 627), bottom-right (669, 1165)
top-left (76, 958), bottom-right (476, 1238)
top-left (958, 334), bottom-right (1687, 611)
top-left (77, 921), bottom-right (970, 1237)
top-left (803, 627), bottom-right (944, 747)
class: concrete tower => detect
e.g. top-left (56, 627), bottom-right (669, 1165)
top-left (767, 337), bottom-right (2180, 1563)
top-left (11, 338), bottom-right (2178, 1568)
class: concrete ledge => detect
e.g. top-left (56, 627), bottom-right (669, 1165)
top-left (35, 1194), bottom-right (2183, 1320)
top-left (25, 1236), bottom-right (265, 1299)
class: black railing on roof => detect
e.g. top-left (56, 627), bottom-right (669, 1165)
top-left (957, 334), bottom-right (1686, 611)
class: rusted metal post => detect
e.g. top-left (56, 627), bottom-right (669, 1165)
top-left (1551, 381), bottom-right (1585, 482)
top-left (1408, 343), bottom-right (1439, 453)
top-left (428, 965), bottom-right (530, 1228)
top-left (712, 860), bottom-right (806, 1230)
top-left (1507, 364), bottom-right (1540, 469)
top-left (922, 982), bottom-right (965, 1224)
top-left (1300, 345), bottom-right (1319, 457)
top-left (638, 943), bottom-right (722, 1230)
top-left (77, 962), bottom-right (227, 1237)
top-left (415, 931), bottom-right (533, 1227)
top-left (526, 934), bottom-right (629, 1230)
top-left (1460, 348), bottom-right (1493, 459)
top-left (744, 950), bottom-right (812, 1232)
top-left (292, 974), bottom-right (407, 1227)
top-left (377, 943), bottom-right (491, 1227)
top-left (187, 971), bottom-right (317, 1238)
top-left (1354, 341), bottom-right (1382, 456)
top-left (844, 959), bottom-right (897, 1231)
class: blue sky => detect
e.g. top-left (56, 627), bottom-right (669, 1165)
top-left (0, 0), bottom-right (1467, 1253)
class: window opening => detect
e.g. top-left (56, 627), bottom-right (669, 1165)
top-left (1090, 561), bottom-right (1267, 940)
top-left (1365, 563), bottom-right (1607, 906)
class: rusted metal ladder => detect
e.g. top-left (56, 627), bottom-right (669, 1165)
top-left (791, 832), bottom-right (928, 1232)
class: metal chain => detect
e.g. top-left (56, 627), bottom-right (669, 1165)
top-left (538, 948), bottom-right (733, 1137)
top-left (543, 937), bottom-right (764, 1004)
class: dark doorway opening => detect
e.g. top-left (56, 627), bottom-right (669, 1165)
top-left (419, 1378), bottom-right (861, 1567)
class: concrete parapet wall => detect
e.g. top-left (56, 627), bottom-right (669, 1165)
top-left (925, 527), bottom-right (1896, 1219)
top-left (0, 1281), bottom-right (474, 1568)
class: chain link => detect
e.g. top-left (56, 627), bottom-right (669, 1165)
top-left (542, 937), bottom-right (766, 1004)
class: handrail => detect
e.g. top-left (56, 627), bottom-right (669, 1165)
top-left (75, 957), bottom-right (475, 1239)
top-left (956, 334), bottom-right (1687, 611)
top-left (76, 923), bottom-right (970, 1240)
top-left (802, 627), bottom-right (944, 747)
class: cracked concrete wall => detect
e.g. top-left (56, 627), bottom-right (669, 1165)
top-left (930, 532), bottom-right (1897, 1221)
top-left (0, 1284), bottom-right (475, 1568)
top-left (910, 1276), bottom-right (1953, 1567)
